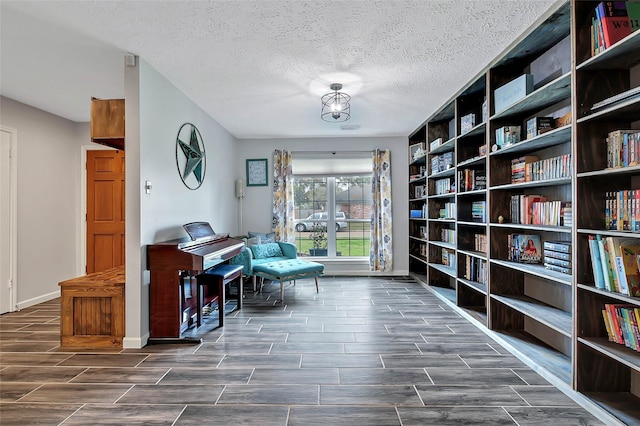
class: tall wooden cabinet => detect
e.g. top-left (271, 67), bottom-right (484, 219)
top-left (407, 1), bottom-right (640, 423)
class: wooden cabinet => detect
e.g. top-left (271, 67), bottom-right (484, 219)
top-left (90, 97), bottom-right (125, 150)
top-left (59, 266), bottom-right (125, 349)
top-left (408, 0), bottom-right (640, 423)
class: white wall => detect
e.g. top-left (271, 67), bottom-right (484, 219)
top-left (124, 58), bottom-right (240, 347)
top-left (236, 137), bottom-right (409, 275)
top-left (0, 96), bottom-right (98, 308)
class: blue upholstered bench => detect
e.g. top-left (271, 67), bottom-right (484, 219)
top-left (196, 263), bottom-right (243, 328)
top-left (252, 259), bottom-right (324, 301)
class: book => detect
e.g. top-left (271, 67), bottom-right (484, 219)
top-left (628, 1), bottom-right (640, 31)
top-left (589, 235), bottom-right (606, 290)
top-left (605, 237), bottom-right (639, 294)
top-left (619, 242), bottom-right (640, 296)
top-left (597, 234), bottom-right (615, 292)
top-left (598, 1), bottom-right (632, 48)
top-left (543, 256), bottom-right (571, 269)
top-left (518, 234), bottom-right (542, 264)
top-left (543, 240), bottom-right (571, 253)
top-left (544, 263), bottom-right (571, 275)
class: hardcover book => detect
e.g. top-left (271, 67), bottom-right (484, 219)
top-left (597, 1), bottom-right (632, 48)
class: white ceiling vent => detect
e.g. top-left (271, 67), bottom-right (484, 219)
top-left (340, 124), bottom-right (361, 131)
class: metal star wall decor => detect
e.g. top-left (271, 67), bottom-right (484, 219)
top-left (175, 123), bottom-right (206, 190)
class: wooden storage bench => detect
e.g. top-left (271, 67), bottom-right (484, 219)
top-left (59, 266), bottom-right (125, 349)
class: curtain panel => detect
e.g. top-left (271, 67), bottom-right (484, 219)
top-left (370, 149), bottom-right (392, 271)
top-left (272, 149), bottom-right (295, 243)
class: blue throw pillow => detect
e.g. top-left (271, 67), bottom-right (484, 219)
top-left (248, 231), bottom-right (275, 244)
top-left (251, 243), bottom-right (283, 259)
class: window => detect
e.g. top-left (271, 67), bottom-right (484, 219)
top-left (292, 153), bottom-right (372, 258)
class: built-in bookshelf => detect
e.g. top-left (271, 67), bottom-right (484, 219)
top-left (408, 125), bottom-right (428, 281)
top-left (407, 1), bottom-right (640, 423)
top-left (573, 1), bottom-right (640, 423)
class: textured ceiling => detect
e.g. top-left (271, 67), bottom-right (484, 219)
top-left (0, 0), bottom-right (561, 139)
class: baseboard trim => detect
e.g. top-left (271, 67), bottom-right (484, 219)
top-left (123, 333), bottom-right (149, 349)
top-left (16, 290), bottom-right (60, 310)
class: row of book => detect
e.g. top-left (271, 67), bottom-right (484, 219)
top-left (605, 189), bottom-right (640, 231)
top-left (511, 154), bottom-right (571, 184)
top-left (458, 168), bottom-right (486, 192)
top-left (435, 177), bottom-right (455, 195)
top-left (606, 129), bottom-right (640, 169)
top-left (544, 240), bottom-right (572, 275)
top-left (509, 194), bottom-right (571, 227)
top-left (590, 1), bottom-right (640, 57)
top-left (439, 202), bottom-right (456, 219)
top-left (441, 228), bottom-right (455, 244)
top-left (508, 234), bottom-right (542, 264)
top-left (588, 235), bottom-right (640, 296)
top-left (441, 248), bottom-right (455, 268)
top-left (431, 152), bottom-right (454, 175)
top-left (474, 233), bottom-right (487, 253)
top-left (602, 304), bottom-right (640, 353)
top-left (463, 255), bottom-right (488, 285)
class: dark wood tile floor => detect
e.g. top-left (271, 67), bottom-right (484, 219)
top-left (0, 276), bottom-right (605, 425)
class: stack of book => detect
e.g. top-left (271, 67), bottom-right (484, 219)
top-left (471, 201), bottom-right (486, 223)
top-left (511, 155), bottom-right (539, 183)
top-left (508, 234), bottom-right (542, 264)
top-left (544, 240), bottom-right (572, 274)
top-left (562, 202), bottom-right (572, 227)
top-left (460, 113), bottom-right (476, 134)
top-left (602, 304), bottom-right (640, 352)
top-left (431, 152), bottom-right (454, 174)
top-left (588, 235), bottom-right (640, 296)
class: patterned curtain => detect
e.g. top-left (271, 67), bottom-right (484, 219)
top-left (370, 149), bottom-right (393, 271)
top-left (272, 149), bottom-right (295, 243)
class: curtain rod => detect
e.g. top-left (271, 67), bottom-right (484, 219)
top-left (290, 150), bottom-right (374, 155)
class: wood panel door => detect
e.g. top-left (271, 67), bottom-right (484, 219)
top-left (87, 150), bottom-right (125, 274)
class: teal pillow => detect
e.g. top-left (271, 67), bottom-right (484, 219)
top-left (251, 243), bottom-right (283, 259)
top-left (248, 231), bottom-right (275, 244)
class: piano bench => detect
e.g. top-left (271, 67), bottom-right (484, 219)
top-left (252, 259), bottom-right (324, 302)
top-left (196, 264), bottom-right (244, 328)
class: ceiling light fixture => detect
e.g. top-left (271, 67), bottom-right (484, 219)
top-left (321, 83), bottom-right (351, 122)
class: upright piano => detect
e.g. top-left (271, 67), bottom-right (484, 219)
top-left (146, 233), bottom-right (245, 340)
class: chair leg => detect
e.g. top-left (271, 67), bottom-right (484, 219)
top-left (218, 279), bottom-right (225, 327)
top-left (252, 275), bottom-right (257, 292)
top-left (315, 276), bottom-right (319, 293)
top-left (280, 281), bottom-right (284, 301)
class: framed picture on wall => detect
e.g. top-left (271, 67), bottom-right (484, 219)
top-left (246, 158), bottom-right (268, 186)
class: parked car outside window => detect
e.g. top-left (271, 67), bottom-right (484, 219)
top-left (295, 212), bottom-right (347, 232)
